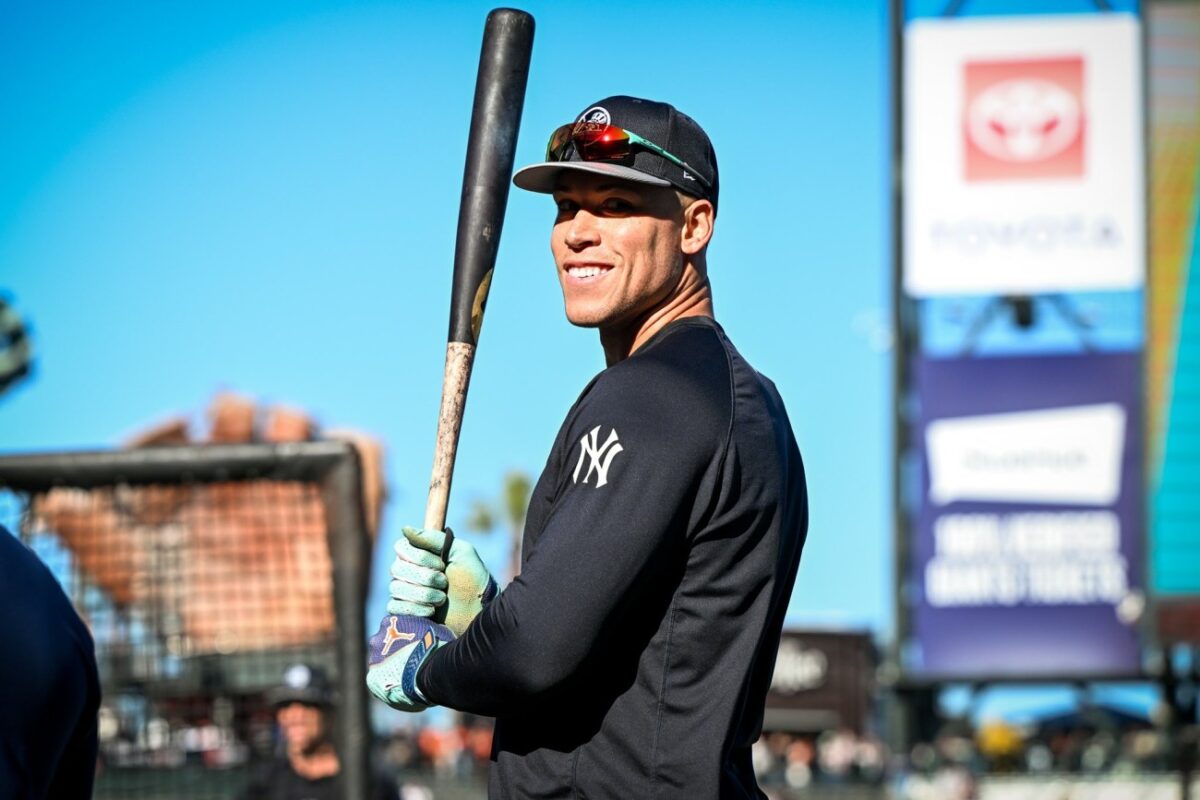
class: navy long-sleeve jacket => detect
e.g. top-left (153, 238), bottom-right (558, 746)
top-left (420, 317), bottom-right (808, 799)
top-left (0, 526), bottom-right (100, 799)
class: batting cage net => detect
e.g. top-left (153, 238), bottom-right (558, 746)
top-left (0, 442), bottom-right (373, 800)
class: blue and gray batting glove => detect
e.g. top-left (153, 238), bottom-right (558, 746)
top-left (390, 526), bottom-right (499, 638)
top-left (366, 614), bottom-right (454, 712)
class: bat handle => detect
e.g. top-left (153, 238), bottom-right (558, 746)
top-left (369, 342), bottom-right (468, 638)
top-left (425, 341), bottom-right (475, 559)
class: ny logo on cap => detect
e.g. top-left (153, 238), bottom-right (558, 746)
top-left (579, 106), bottom-right (610, 125)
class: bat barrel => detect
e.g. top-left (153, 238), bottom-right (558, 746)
top-left (431, 7), bottom-right (534, 526)
top-left (448, 8), bottom-right (535, 346)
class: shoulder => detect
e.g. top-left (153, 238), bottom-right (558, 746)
top-left (0, 524), bottom-right (50, 586)
top-left (568, 320), bottom-right (734, 459)
top-left (0, 527), bottom-right (92, 643)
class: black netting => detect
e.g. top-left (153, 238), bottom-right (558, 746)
top-left (2, 476), bottom-right (342, 800)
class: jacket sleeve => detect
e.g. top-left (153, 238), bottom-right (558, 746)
top-left (418, 366), bottom-right (728, 717)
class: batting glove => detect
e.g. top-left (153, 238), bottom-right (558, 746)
top-left (388, 526), bottom-right (450, 617)
top-left (366, 614), bottom-right (454, 712)
top-left (389, 526), bottom-right (499, 638)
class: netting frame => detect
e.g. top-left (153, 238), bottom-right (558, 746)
top-left (0, 440), bottom-right (373, 800)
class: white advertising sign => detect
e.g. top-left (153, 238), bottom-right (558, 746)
top-left (925, 403), bottom-right (1125, 506)
top-left (903, 14), bottom-right (1144, 296)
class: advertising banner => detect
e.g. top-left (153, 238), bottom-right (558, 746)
top-left (908, 353), bottom-right (1143, 678)
top-left (764, 630), bottom-right (874, 734)
top-left (903, 14), bottom-right (1144, 297)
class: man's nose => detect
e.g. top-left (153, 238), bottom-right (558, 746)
top-left (564, 209), bottom-right (600, 249)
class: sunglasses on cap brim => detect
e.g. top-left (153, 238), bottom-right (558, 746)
top-left (545, 122), bottom-right (712, 192)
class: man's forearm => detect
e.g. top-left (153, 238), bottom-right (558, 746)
top-left (416, 577), bottom-right (595, 716)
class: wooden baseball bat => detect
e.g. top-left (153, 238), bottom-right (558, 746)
top-left (416, 8), bottom-right (534, 618)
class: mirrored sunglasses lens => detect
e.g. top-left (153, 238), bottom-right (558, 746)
top-left (546, 124), bottom-right (576, 161)
top-left (574, 124), bottom-right (631, 161)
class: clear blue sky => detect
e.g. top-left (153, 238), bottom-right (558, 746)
top-left (0, 0), bottom-right (893, 631)
top-left (0, 0), bottom-right (1156, 721)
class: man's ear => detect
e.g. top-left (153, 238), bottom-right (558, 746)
top-left (680, 199), bottom-right (714, 256)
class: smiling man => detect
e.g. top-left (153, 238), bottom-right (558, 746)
top-left (369, 96), bottom-right (809, 799)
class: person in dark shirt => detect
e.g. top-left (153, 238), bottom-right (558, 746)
top-left (369, 95), bottom-right (809, 799)
top-left (0, 524), bottom-right (100, 799)
top-left (241, 663), bottom-right (397, 800)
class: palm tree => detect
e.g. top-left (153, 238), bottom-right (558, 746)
top-left (465, 470), bottom-right (531, 582)
top-left (0, 297), bottom-right (33, 398)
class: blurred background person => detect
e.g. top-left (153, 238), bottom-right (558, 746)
top-left (240, 662), bottom-right (398, 800)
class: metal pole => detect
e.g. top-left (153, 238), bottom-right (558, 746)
top-left (0, 441), bottom-right (349, 490)
top-left (321, 446), bottom-right (372, 800)
top-left (889, 0), bottom-right (913, 762)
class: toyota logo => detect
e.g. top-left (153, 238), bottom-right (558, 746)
top-left (966, 78), bottom-right (1082, 163)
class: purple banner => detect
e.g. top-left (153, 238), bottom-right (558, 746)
top-left (907, 352), bottom-right (1143, 679)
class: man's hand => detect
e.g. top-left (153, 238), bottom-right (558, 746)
top-left (366, 615), bottom-right (454, 712)
top-left (388, 528), bottom-right (450, 617)
top-left (389, 526), bottom-right (499, 637)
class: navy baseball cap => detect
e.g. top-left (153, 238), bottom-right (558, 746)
top-left (513, 95), bottom-right (719, 211)
top-left (267, 663), bottom-right (336, 708)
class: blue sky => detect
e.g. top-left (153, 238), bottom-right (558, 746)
top-left (0, 0), bottom-right (893, 632)
top-left (1, 0), bottom-right (1159, 721)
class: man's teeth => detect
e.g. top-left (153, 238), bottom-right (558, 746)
top-left (571, 267), bottom-right (609, 280)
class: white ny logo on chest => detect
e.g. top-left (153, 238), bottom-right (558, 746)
top-left (573, 426), bottom-right (624, 488)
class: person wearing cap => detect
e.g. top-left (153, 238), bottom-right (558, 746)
top-left (242, 663), bottom-right (398, 800)
top-left (369, 96), bottom-right (809, 798)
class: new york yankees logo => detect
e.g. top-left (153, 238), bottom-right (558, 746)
top-left (573, 426), bottom-right (624, 488)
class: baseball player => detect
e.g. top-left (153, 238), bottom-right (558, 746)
top-left (369, 95), bottom-right (809, 799)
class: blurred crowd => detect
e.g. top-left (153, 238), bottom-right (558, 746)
top-left (891, 718), bottom-right (1182, 800)
top-left (753, 728), bottom-right (889, 790)
top-left (746, 714), bottom-right (1186, 799)
top-left (377, 716), bottom-right (495, 780)
top-left (96, 708), bottom-right (1181, 778)
top-left (906, 719), bottom-right (1175, 776)
top-left (92, 701), bottom-right (1195, 800)
top-left (96, 704), bottom-right (252, 770)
